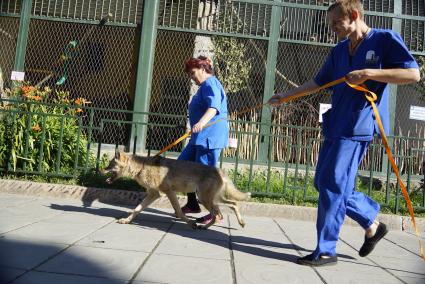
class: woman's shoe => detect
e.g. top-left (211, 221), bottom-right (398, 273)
top-left (196, 213), bottom-right (223, 224)
top-left (181, 205), bottom-right (201, 214)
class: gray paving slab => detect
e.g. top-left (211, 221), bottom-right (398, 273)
top-left (134, 254), bottom-right (233, 284)
top-left (234, 261), bottom-right (323, 284)
top-left (10, 271), bottom-right (127, 284)
top-left (36, 245), bottom-right (149, 281)
top-left (1, 191), bottom-right (425, 284)
top-left (76, 221), bottom-right (169, 253)
top-left (155, 233), bottom-right (230, 260)
top-left (0, 238), bottom-right (67, 270)
top-left (0, 267), bottom-right (26, 283)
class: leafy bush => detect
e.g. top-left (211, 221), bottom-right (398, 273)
top-left (0, 83), bottom-right (95, 175)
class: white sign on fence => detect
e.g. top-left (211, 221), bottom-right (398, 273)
top-left (319, 103), bottom-right (332, 123)
top-left (11, 71), bottom-right (25, 81)
top-left (409, 106), bottom-right (425, 122)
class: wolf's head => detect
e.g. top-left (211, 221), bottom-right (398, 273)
top-left (102, 151), bottom-right (131, 184)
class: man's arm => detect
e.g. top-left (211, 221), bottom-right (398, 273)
top-left (345, 68), bottom-right (420, 85)
top-left (268, 79), bottom-right (319, 106)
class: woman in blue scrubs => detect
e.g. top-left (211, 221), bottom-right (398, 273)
top-left (268, 0), bottom-right (420, 266)
top-left (179, 55), bottom-right (229, 224)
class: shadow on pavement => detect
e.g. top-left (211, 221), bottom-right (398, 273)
top-left (0, 238), bottom-right (126, 284)
top-left (47, 203), bottom-right (356, 264)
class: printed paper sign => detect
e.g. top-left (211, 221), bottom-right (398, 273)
top-left (11, 71), bottom-right (25, 81)
top-left (319, 103), bottom-right (332, 123)
top-left (409, 106), bottom-right (425, 121)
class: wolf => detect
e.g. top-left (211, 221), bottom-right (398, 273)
top-left (103, 151), bottom-right (250, 229)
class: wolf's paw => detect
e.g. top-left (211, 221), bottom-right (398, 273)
top-left (117, 218), bottom-right (131, 224)
top-left (189, 221), bottom-right (199, 230)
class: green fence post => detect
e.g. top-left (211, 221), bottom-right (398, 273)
top-left (258, 3), bottom-right (282, 162)
top-left (130, 0), bottom-right (160, 153)
top-left (381, 0), bottom-right (401, 175)
top-left (13, 0), bottom-right (33, 72)
top-left (389, 0), bottom-right (402, 137)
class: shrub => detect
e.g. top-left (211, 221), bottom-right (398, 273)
top-left (0, 83), bottom-right (94, 175)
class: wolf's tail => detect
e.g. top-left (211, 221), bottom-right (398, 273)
top-left (223, 176), bottom-right (251, 201)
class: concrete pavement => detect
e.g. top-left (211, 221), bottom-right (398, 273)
top-left (0, 184), bottom-right (425, 283)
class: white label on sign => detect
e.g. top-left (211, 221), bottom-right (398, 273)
top-left (11, 71), bottom-right (25, 81)
top-left (409, 106), bottom-right (425, 121)
top-left (228, 138), bottom-right (238, 149)
top-left (319, 103), bottom-right (332, 123)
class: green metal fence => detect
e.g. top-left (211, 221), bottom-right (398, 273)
top-left (0, 98), bottom-right (423, 214)
top-left (0, 0), bottom-right (424, 213)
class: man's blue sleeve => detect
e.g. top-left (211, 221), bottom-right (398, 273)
top-left (314, 51), bottom-right (334, 87)
top-left (384, 31), bottom-right (419, 69)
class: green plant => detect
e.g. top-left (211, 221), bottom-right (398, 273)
top-left (0, 83), bottom-right (94, 175)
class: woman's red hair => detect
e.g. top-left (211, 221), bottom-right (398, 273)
top-left (184, 55), bottom-right (214, 74)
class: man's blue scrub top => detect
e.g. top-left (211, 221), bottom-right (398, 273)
top-left (314, 29), bottom-right (418, 141)
top-left (188, 76), bottom-right (229, 149)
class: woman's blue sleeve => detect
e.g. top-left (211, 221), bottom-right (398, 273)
top-left (202, 84), bottom-right (222, 114)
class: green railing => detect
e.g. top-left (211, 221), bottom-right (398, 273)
top-left (1, 98), bottom-right (424, 214)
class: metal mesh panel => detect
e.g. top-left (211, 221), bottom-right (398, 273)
top-left (280, 6), bottom-right (334, 44)
top-left (0, 16), bottom-right (19, 91)
top-left (402, 19), bottom-right (425, 53)
top-left (402, 0), bottom-right (425, 16)
top-left (364, 14), bottom-right (393, 29)
top-left (158, 0), bottom-right (272, 37)
top-left (0, 0), bottom-right (21, 14)
top-left (272, 42), bottom-right (331, 164)
top-left (24, 19), bottom-right (136, 144)
top-left (31, 0), bottom-right (144, 24)
top-left (148, 29), bottom-right (267, 152)
top-left (395, 83), bottom-right (425, 138)
top-left (363, 0), bottom-right (394, 13)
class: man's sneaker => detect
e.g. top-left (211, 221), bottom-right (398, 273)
top-left (297, 253), bottom-right (338, 266)
top-left (359, 222), bottom-right (388, 257)
top-left (196, 213), bottom-right (223, 225)
top-left (181, 205), bottom-right (201, 214)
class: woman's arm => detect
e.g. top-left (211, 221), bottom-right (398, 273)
top-left (192, 107), bottom-right (217, 133)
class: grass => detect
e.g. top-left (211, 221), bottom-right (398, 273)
top-left (1, 168), bottom-right (424, 217)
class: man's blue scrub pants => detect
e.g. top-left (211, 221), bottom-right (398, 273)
top-left (313, 138), bottom-right (380, 258)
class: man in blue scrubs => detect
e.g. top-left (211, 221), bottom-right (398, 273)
top-left (179, 56), bottom-right (229, 224)
top-left (268, 0), bottom-right (420, 266)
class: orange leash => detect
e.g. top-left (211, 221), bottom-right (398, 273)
top-left (156, 77), bottom-right (346, 156)
top-left (156, 78), bottom-right (424, 259)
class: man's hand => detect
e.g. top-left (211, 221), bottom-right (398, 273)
top-left (268, 93), bottom-right (286, 106)
top-left (345, 69), bottom-right (370, 85)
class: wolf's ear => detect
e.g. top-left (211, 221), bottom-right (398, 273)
top-left (115, 151), bottom-right (127, 161)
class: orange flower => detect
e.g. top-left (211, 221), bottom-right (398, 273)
top-left (22, 86), bottom-right (35, 94)
top-left (76, 108), bottom-right (83, 113)
top-left (32, 95), bottom-right (42, 101)
top-left (74, 97), bottom-right (91, 105)
top-left (32, 124), bottom-right (41, 132)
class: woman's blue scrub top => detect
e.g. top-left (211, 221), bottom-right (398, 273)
top-left (188, 76), bottom-right (229, 149)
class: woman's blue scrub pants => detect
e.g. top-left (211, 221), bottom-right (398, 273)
top-left (313, 138), bottom-right (380, 258)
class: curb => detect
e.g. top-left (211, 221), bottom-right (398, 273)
top-left (1, 178), bottom-right (423, 233)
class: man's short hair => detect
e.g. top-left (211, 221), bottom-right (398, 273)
top-left (328, 0), bottom-right (364, 19)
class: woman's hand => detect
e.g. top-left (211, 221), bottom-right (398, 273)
top-left (192, 122), bottom-right (205, 133)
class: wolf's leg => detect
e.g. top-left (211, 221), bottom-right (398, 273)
top-left (166, 192), bottom-right (198, 229)
top-left (118, 190), bottom-right (160, 224)
top-left (226, 204), bottom-right (245, 227)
